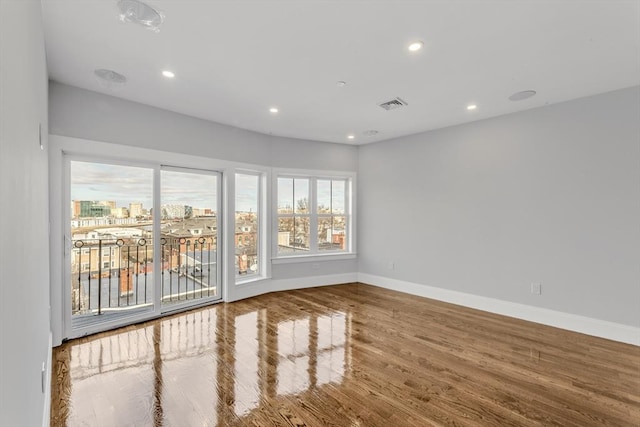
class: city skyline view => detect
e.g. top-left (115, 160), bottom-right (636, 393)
top-left (71, 161), bottom-right (262, 213)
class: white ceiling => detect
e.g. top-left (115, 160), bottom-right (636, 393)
top-left (41, 0), bottom-right (640, 145)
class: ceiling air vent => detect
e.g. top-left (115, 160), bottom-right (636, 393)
top-left (378, 97), bottom-right (408, 111)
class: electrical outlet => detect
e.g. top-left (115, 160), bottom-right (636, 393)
top-left (387, 261), bottom-right (395, 270)
top-left (531, 283), bottom-right (542, 295)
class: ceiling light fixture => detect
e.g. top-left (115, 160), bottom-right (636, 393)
top-left (94, 68), bottom-right (127, 90)
top-left (347, 135), bottom-right (355, 140)
top-left (509, 90), bottom-right (537, 101)
top-left (336, 81), bottom-right (347, 87)
top-left (117, 0), bottom-right (165, 33)
top-left (162, 70), bottom-right (175, 78)
top-left (269, 107), bottom-right (279, 114)
top-left (467, 104), bottom-right (477, 111)
top-left (408, 41), bottom-right (424, 52)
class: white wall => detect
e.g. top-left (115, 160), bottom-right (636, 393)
top-left (359, 87), bottom-right (640, 329)
top-left (49, 82), bottom-right (358, 171)
top-left (0, 1), bottom-right (51, 426)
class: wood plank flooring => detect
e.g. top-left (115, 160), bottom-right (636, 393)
top-left (51, 283), bottom-right (640, 426)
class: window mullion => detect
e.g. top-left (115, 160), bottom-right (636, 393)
top-left (309, 178), bottom-right (318, 254)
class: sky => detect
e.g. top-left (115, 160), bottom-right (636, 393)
top-left (71, 161), bottom-right (260, 212)
top-left (277, 177), bottom-right (345, 213)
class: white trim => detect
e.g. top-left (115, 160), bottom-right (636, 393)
top-left (229, 273), bottom-right (358, 302)
top-left (272, 253), bottom-right (357, 264)
top-left (42, 332), bottom-right (52, 427)
top-left (234, 171), bottom-right (267, 282)
top-left (358, 273), bottom-right (640, 346)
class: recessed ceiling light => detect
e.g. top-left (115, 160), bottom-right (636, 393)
top-left (363, 130), bottom-right (379, 137)
top-left (269, 107), bottom-right (279, 114)
top-left (94, 68), bottom-right (127, 90)
top-left (408, 41), bottom-right (424, 52)
top-left (509, 90), bottom-right (537, 101)
top-left (347, 134), bottom-right (355, 140)
top-left (467, 104), bottom-right (477, 111)
top-left (336, 81), bottom-right (347, 87)
top-left (162, 70), bottom-right (175, 78)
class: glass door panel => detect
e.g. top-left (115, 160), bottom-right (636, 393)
top-left (69, 160), bottom-right (154, 328)
top-left (160, 168), bottom-right (221, 308)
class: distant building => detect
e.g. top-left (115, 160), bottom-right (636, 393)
top-left (112, 207), bottom-right (129, 218)
top-left (71, 217), bottom-right (138, 228)
top-left (72, 200), bottom-right (114, 218)
top-left (129, 202), bottom-right (143, 218)
top-left (162, 204), bottom-right (185, 219)
top-left (160, 204), bottom-right (194, 219)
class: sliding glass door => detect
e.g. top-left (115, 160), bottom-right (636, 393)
top-left (67, 159), bottom-right (221, 335)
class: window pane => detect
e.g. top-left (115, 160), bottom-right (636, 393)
top-left (236, 174), bottom-right (259, 277)
top-left (319, 216), bottom-right (346, 251)
top-left (278, 217), bottom-right (294, 253)
top-left (295, 216), bottom-right (310, 250)
top-left (70, 161), bottom-right (153, 316)
top-left (161, 169), bottom-right (218, 305)
top-left (332, 180), bottom-right (346, 214)
top-left (161, 170), bottom-right (218, 219)
top-left (333, 216), bottom-right (347, 250)
top-left (277, 178), bottom-right (293, 214)
top-left (317, 217), bottom-right (332, 249)
top-left (317, 180), bottom-right (331, 214)
top-left (278, 217), bottom-right (310, 254)
top-left (294, 178), bottom-right (309, 214)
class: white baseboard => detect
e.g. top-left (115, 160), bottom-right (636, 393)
top-left (43, 332), bottom-right (52, 427)
top-left (230, 273), bottom-right (358, 302)
top-left (358, 273), bottom-right (640, 346)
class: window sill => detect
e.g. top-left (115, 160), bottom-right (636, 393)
top-left (235, 275), bottom-right (270, 286)
top-left (271, 253), bottom-right (357, 265)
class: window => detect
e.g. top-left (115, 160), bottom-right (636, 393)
top-left (317, 179), bottom-right (347, 251)
top-left (236, 172), bottom-right (261, 278)
top-left (275, 173), bottom-right (353, 258)
top-left (277, 177), bottom-right (310, 254)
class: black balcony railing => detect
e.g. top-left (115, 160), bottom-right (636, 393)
top-left (71, 236), bottom-right (217, 316)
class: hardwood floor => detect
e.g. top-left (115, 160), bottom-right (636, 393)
top-left (51, 283), bottom-right (640, 426)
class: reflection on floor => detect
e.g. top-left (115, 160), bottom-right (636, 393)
top-left (51, 283), bottom-right (640, 426)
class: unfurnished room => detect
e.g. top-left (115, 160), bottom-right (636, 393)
top-left (1, 0), bottom-right (639, 426)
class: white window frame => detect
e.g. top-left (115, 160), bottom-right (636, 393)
top-left (272, 168), bottom-right (356, 263)
top-left (235, 170), bottom-right (268, 284)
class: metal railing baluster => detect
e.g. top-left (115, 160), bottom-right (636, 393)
top-left (98, 239), bottom-right (102, 315)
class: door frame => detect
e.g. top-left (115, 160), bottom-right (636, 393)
top-left (50, 136), bottom-right (240, 343)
